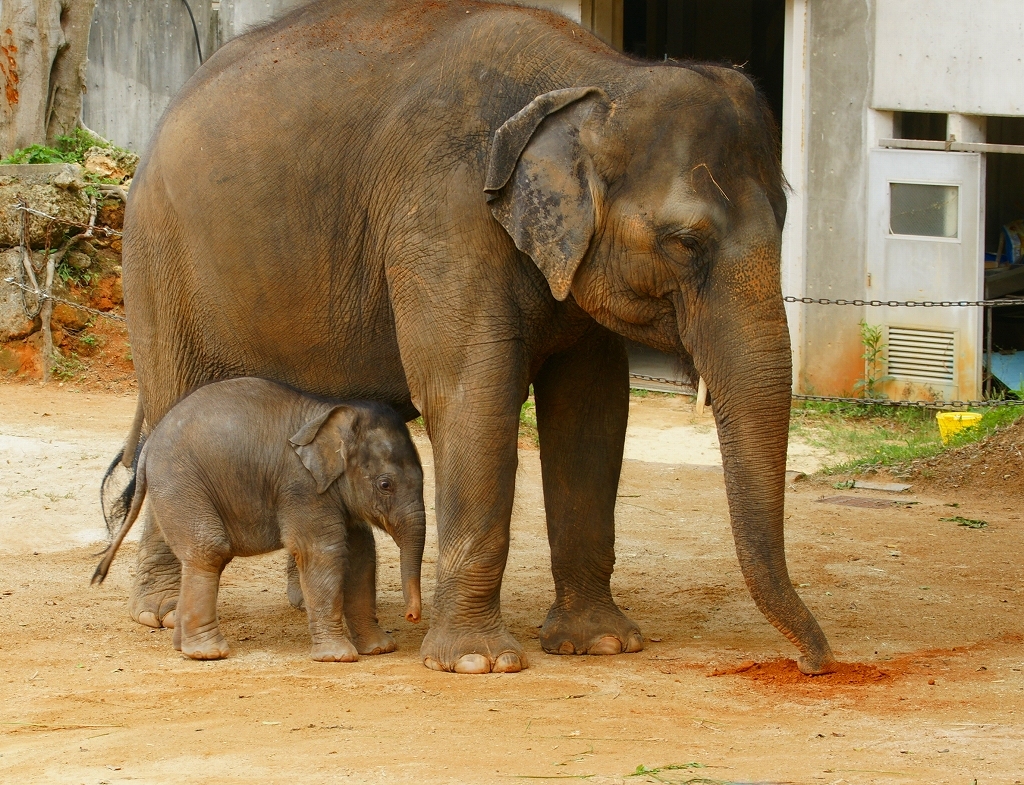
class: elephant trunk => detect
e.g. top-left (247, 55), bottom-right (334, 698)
top-left (396, 510), bottom-right (425, 623)
top-left (685, 284), bottom-right (836, 675)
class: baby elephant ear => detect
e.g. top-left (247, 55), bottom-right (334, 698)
top-left (484, 86), bottom-right (610, 302)
top-left (289, 406), bottom-right (357, 494)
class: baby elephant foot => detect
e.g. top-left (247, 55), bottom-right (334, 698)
top-left (540, 601), bottom-right (644, 656)
top-left (311, 638), bottom-right (360, 662)
top-left (181, 630), bottom-right (230, 660)
top-left (421, 624), bottom-right (527, 674)
top-left (352, 627), bottom-right (397, 656)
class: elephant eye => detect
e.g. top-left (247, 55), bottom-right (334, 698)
top-left (375, 475), bottom-right (394, 494)
top-left (662, 231), bottom-right (705, 258)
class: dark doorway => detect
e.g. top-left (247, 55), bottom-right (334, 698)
top-left (620, 1), bottom-right (786, 392)
top-left (622, 0), bottom-right (786, 126)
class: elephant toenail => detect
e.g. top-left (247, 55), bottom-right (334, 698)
top-left (137, 611), bottom-right (161, 629)
top-left (624, 632), bottom-right (645, 653)
top-left (557, 640), bottom-right (576, 655)
top-left (453, 654), bottom-right (490, 674)
top-left (493, 652), bottom-right (525, 672)
top-left (162, 610), bottom-right (177, 629)
top-left (588, 636), bottom-right (624, 656)
top-left (423, 657), bottom-right (446, 672)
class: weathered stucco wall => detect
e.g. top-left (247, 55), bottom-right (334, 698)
top-left (799, 0), bottom-right (874, 395)
top-left (83, 0), bottom-right (588, 153)
top-left (873, 0), bottom-right (1024, 116)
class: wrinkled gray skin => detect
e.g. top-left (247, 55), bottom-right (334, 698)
top-left (112, 0), bottom-right (835, 675)
top-left (94, 378), bottom-right (425, 662)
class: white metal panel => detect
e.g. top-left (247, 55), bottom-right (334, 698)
top-left (865, 148), bottom-right (983, 399)
top-left (873, 0), bottom-right (1024, 116)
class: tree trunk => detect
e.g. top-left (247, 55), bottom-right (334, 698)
top-left (0, 0), bottom-right (97, 157)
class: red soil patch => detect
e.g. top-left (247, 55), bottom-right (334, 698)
top-left (710, 659), bottom-right (893, 689)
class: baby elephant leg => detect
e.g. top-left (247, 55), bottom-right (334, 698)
top-left (177, 561), bottom-right (230, 660)
top-left (289, 524), bottom-right (359, 662)
top-left (344, 521), bottom-right (396, 655)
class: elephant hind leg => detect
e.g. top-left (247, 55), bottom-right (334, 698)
top-left (129, 507), bottom-right (181, 629)
top-left (534, 325), bottom-right (643, 657)
top-left (178, 561), bottom-right (230, 660)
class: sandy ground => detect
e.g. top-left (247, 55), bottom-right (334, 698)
top-left (1, 384), bottom-right (1023, 784)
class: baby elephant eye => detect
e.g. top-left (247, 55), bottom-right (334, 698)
top-left (375, 475), bottom-right (394, 494)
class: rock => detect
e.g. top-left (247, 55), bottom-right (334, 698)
top-left (52, 163), bottom-right (86, 191)
top-left (0, 248), bottom-right (42, 341)
top-left (67, 250), bottom-right (92, 270)
top-left (83, 146), bottom-right (139, 182)
top-left (0, 174), bottom-right (91, 247)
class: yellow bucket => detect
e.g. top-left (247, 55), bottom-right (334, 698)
top-left (936, 411), bottom-right (983, 444)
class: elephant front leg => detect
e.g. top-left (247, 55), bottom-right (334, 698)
top-left (129, 507), bottom-right (182, 629)
top-left (289, 525), bottom-right (359, 663)
top-left (418, 397), bottom-right (525, 674)
top-left (343, 522), bottom-right (396, 655)
top-left (534, 327), bottom-right (643, 656)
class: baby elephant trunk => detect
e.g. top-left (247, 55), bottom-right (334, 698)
top-left (397, 511), bottom-right (425, 624)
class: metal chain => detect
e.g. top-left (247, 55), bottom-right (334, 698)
top-left (3, 277), bottom-right (126, 322)
top-left (792, 393), bottom-right (1024, 409)
top-left (630, 374), bottom-right (1023, 409)
top-left (13, 204), bottom-right (123, 237)
top-left (628, 373), bottom-right (695, 390)
top-left (784, 295), bottom-right (1024, 308)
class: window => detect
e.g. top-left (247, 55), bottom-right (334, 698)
top-left (889, 183), bottom-right (959, 238)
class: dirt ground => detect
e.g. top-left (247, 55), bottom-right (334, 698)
top-left (2, 382), bottom-right (1023, 784)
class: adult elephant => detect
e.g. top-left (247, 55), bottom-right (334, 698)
top-left (108, 0), bottom-right (836, 675)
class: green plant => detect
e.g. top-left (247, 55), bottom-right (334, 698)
top-left (626, 763), bottom-right (722, 785)
top-left (940, 515), bottom-right (988, 528)
top-left (853, 320), bottom-right (893, 399)
top-left (55, 254), bottom-right (100, 286)
top-left (0, 128), bottom-right (130, 167)
top-left (519, 394), bottom-right (539, 447)
top-left (79, 333), bottom-right (98, 347)
top-left (51, 351), bottom-right (86, 381)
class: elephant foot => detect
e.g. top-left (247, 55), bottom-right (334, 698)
top-left (540, 601), bottom-right (644, 656)
top-left (181, 631), bottom-right (230, 660)
top-left (420, 624), bottom-right (527, 673)
top-left (129, 581), bottom-right (179, 629)
top-left (311, 639), bottom-right (360, 663)
top-left (352, 627), bottom-right (397, 656)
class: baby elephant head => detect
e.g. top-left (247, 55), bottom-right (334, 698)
top-left (289, 402), bottom-right (426, 623)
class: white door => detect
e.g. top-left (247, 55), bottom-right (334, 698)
top-left (865, 148), bottom-right (984, 401)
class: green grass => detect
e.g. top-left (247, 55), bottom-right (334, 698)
top-left (790, 400), bottom-right (1024, 475)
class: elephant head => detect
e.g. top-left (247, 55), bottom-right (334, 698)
top-left (290, 402), bottom-right (426, 624)
top-left (485, 66), bottom-right (834, 674)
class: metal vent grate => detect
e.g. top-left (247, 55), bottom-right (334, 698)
top-left (887, 327), bottom-right (955, 384)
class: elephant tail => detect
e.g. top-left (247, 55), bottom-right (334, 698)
top-left (92, 440), bottom-right (150, 586)
top-left (100, 397), bottom-right (146, 536)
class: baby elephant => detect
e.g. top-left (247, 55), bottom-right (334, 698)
top-left (93, 377), bottom-right (426, 662)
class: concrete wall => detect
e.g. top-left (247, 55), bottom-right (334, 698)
top-left (83, 0), bottom-right (216, 151)
top-left (797, 0), bottom-right (875, 395)
top-left (83, 0), bottom-right (588, 152)
top-left (873, 0), bottom-right (1024, 116)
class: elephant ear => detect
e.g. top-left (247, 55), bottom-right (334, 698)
top-left (485, 86), bottom-right (609, 302)
top-left (289, 405), bottom-right (358, 494)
